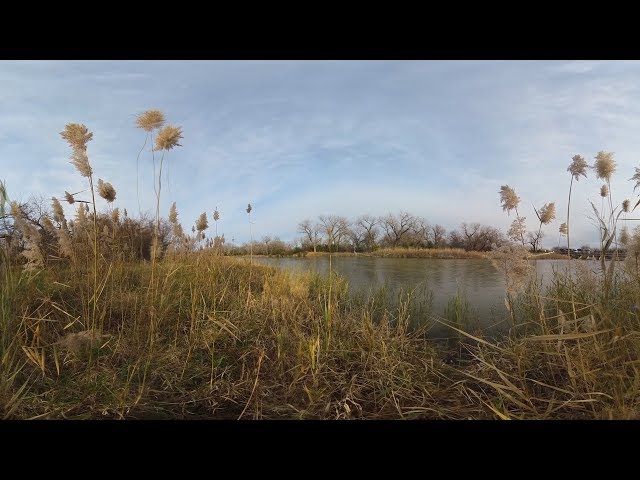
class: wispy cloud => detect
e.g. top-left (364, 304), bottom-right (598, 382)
top-left (3, 60), bottom-right (640, 247)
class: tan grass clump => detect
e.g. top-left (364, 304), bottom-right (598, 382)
top-left (594, 151), bottom-right (616, 182)
top-left (154, 126), bottom-right (183, 151)
top-left (10, 201), bottom-right (44, 270)
top-left (136, 110), bottom-right (166, 132)
top-left (568, 154), bottom-right (589, 180)
top-left (600, 184), bottom-right (609, 198)
top-left (97, 179), bottom-right (116, 202)
top-left (499, 185), bottom-right (520, 214)
top-left (56, 330), bottom-right (110, 354)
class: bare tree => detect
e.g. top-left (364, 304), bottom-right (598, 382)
top-left (318, 215), bottom-right (351, 252)
top-left (297, 219), bottom-right (319, 252)
top-left (431, 224), bottom-right (447, 248)
top-left (354, 214), bottom-right (379, 251)
top-left (380, 211), bottom-right (416, 247)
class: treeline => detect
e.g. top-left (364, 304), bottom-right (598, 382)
top-left (296, 212), bottom-right (506, 253)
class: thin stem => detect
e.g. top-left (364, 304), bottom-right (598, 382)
top-left (514, 207), bottom-right (525, 247)
top-left (136, 133), bottom-right (148, 218)
top-left (88, 174), bottom-right (98, 332)
top-left (566, 175), bottom-right (573, 260)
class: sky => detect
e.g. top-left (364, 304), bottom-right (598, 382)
top-left (2, 60), bottom-right (640, 248)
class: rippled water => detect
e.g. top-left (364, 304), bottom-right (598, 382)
top-left (253, 256), bottom-right (599, 334)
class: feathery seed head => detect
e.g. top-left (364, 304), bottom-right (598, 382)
top-left (600, 184), bottom-right (609, 198)
top-left (568, 154), bottom-right (588, 180)
top-left (499, 185), bottom-right (520, 214)
top-left (169, 202), bottom-right (178, 224)
top-left (70, 149), bottom-right (93, 177)
top-left (246, 203), bottom-right (252, 214)
top-left (97, 179), bottom-right (116, 202)
top-left (154, 125), bottom-right (183, 151)
top-left (594, 151), bottom-right (616, 181)
top-left (559, 222), bottom-right (567, 236)
top-left (52, 198), bottom-right (65, 223)
top-left (112, 208), bottom-right (120, 224)
top-left (136, 110), bottom-right (165, 132)
top-left (42, 215), bottom-right (56, 234)
top-left (60, 123), bottom-right (93, 150)
top-left (630, 167), bottom-right (640, 192)
top-left (623, 199), bottom-right (631, 213)
top-left (195, 212), bottom-right (208, 232)
top-left (64, 191), bottom-right (76, 204)
top-left (76, 203), bottom-right (87, 225)
top-left (213, 207), bottom-right (220, 222)
top-left (538, 202), bottom-right (556, 225)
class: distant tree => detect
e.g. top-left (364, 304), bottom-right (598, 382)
top-left (297, 219), bottom-right (319, 252)
top-left (380, 211), bottom-right (416, 247)
top-left (431, 224), bottom-right (447, 248)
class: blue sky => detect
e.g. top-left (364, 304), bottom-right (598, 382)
top-left (2, 60), bottom-right (640, 247)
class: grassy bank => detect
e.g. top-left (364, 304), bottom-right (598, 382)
top-left (2, 250), bottom-right (640, 419)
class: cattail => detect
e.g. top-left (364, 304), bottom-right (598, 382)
top-left (60, 123), bottom-right (93, 151)
top-left (568, 154), bottom-right (589, 180)
top-left (64, 191), bottom-right (76, 204)
top-left (213, 207), bottom-right (220, 222)
top-left (154, 125), bottom-right (183, 151)
top-left (70, 148), bottom-right (93, 177)
top-left (559, 222), bottom-right (567, 236)
top-left (111, 208), bottom-right (120, 225)
top-left (136, 110), bottom-right (165, 132)
top-left (97, 179), bottom-right (116, 202)
top-left (51, 197), bottom-right (66, 224)
top-left (600, 184), bottom-right (609, 197)
top-left (620, 226), bottom-right (630, 246)
top-left (169, 202), bottom-right (178, 224)
top-left (538, 202), bottom-right (556, 225)
top-left (195, 212), bottom-right (208, 232)
top-left (499, 185), bottom-right (520, 214)
top-left (246, 203), bottom-right (253, 214)
top-left (623, 199), bottom-right (631, 213)
top-left (594, 151), bottom-right (616, 181)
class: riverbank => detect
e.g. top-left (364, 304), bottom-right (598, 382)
top-left (2, 251), bottom-right (638, 419)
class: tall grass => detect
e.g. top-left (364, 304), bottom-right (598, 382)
top-left (5, 119), bottom-right (640, 419)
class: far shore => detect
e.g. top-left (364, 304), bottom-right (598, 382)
top-left (236, 248), bottom-right (572, 260)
